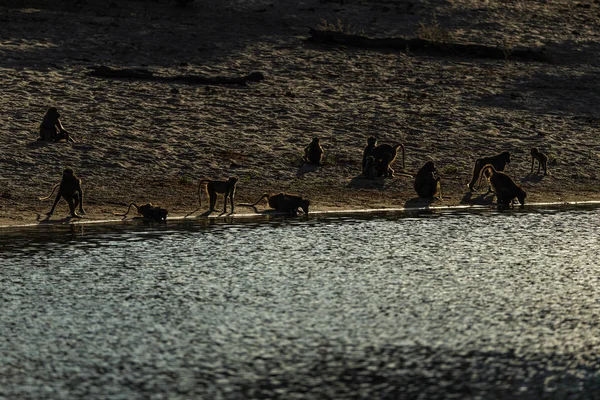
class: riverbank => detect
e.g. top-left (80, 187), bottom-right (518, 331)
top-left (1, 0), bottom-right (599, 227)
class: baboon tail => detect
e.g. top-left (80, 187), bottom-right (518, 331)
top-left (197, 180), bottom-right (211, 206)
top-left (479, 164), bottom-right (496, 186)
top-left (38, 184), bottom-right (60, 201)
top-left (396, 144), bottom-right (406, 170)
top-left (238, 194), bottom-right (270, 207)
top-left (113, 203), bottom-right (138, 217)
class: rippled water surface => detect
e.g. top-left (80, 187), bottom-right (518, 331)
top-left (1, 208), bottom-right (600, 399)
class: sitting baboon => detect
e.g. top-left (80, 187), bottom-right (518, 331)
top-left (530, 147), bottom-right (549, 175)
top-left (198, 177), bottom-right (238, 213)
top-left (240, 193), bottom-right (310, 215)
top-left (468, 151), bottom-right (511, 192)
top-left (116, 203), bottom-right (168, 221)
top-left (39, 107), bottom-right (73, 142)
top-left (303, 137), bottom-right (324, 165)
top-left (414, 161), bottom-right (442, 199)
top-left (481, 164), bottom-right (526, 206)
top-left (362, 137), bottom-right (405, 177)
top-left (362, 155), bottom-right (377, 179)
top-left (39, 168), bottom-right (85, 218)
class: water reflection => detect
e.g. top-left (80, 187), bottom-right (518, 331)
top-left (1, 206), bottom-right (600, 399)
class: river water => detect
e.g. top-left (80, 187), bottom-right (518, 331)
top-left (1, 207), bottom-right (600, 399)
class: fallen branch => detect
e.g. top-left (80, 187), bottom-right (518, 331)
top-left (307, 29), bottom-right (548, 62)
top-left (87, 66), bottom-right (265, 86)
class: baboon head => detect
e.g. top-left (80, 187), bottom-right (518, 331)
top-left (229, 177), bottom-right (239, 184)
top-left (422, 161), bottom-right (436, 173)
top-left (367, 136), bottom-right (377, 146)
top-left (312, 137), bottom-right (320, 144)
top-left (47, 107), bottom-right (60, 119)
top-left (517, 188), bottom-right (527, 205)
top-left (531, 148), bottom-right (538, 156)
top-left (500, 151), bottom-right (511, 164)
top-left (62, 168), bottom-right (74, 178)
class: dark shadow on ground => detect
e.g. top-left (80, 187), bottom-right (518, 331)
top-left (347, 175), bottom-right (385, 190)
top-left (460, 191), bottom-right (495, 205)
top-left (520, 174), bottom-right (545, 184)
top-left (296, 163), bottom-right (321, 177)
top-left (404, 197), bottom-right (436, 209)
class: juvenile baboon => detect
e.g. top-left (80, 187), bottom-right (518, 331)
top-left (303, 137), bottom-right (324, 165)
top-left (481, 164), bottom-right (526, 206)
top-left (468, 151), bottom-right (511, 192)
top-left (414, 161), bottom-right (442, 199)
top-left (362, 137), bottom-right (405, 177)
top-left (198, 177), bottom-right (238, 213)
top-left (530, 147), bottom-right (549, 175)
top-left (39, 107), bottom-right (73, 142)
top-left (39, 168), bottom-right (85, 218)
top-left (362, 155), bottom-right (377, 179)
top-left (116, 203), bottom-right (168, 221)
top-left (240, 193), bottom-right (310, 215)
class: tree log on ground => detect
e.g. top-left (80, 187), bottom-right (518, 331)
top-left (307, 29), bottom-right (548, 63)
top-left (88, 66), bottom-right (265, 86)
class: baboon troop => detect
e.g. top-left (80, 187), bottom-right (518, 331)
top-left (198, 177), bottom-right (238, 213)
top-left (362, 137), bottom-right (405, 177)
top-left (414, 161), bottom-right (441, 199)
top-left (303, 137), bottom-right (324, 165)
top-left (468, 151), bottom-right (511, 192)
top-left (530, 148), bottom-right (549, 175)
top-left (39, 168), bottom-right (85, 218)
top-left (39, 107), bottom-right (73, 142)
top-left (240, 193), bottom-right (310, 215)
top-left (30, 104), bottom-right (553, 224)
top-left (481, 165), bottom-right (527, 206)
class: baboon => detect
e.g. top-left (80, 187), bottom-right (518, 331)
top-left (39, 168), bottom-right (85, 218)
top-left (481, 164), bottom-right (526, 206)
top-left (362, 137), bottom-right (405, 177)
top-left (530, 147), bottom-right (548, 175)
top-left (198, 177), bottom-right (238, 213)
top-left (240, 193), bottom-right (310, 215)
top-left (468, 151), bottom-right (511, 192)
top-left (362, 155), bottom-right (377, 179)
top-left (414, 161), bottom-right (442, 199)
top-left (39, 107), bottom-right (73, 142)
top-left (303, 137), bottom-right (324, 165)
top-left (116, 203), bottom-right (168, 221)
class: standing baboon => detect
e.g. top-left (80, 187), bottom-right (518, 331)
top-left (481, 164), bottom-right (526, 206)
top-left (362, 137), bottom-right (405, 177)
top-left (530, 148), bottom-right (549, 175)
top-left (362, 155), bottom-right (377, 179)
top-left (303, 137), bottom-right (324, 165)
top-left (198, 177), bottom-right (238, 213)
top-left (115, 203), bottom-right (168, 222)
top-left (39, 168), bottom-right (85, 217)
top-left (414, 161), bottom-right (442, 199)
top-left (468, 151), bottom-right (511, 192)
top-left (240, 193), bottom-right (310, 215)
top-left (39, 107), bottom-right (73, 142)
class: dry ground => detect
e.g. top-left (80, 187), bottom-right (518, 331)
top-left (1, 0), bottom-right (600, 225)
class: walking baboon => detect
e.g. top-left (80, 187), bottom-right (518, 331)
top-left (39, 168), bottom-right (85, 217)
top-left (481, 164), bottom-right (526, 206)
top-left (39, 107), bottom-right (73, 142)
top-left (198, 177), bottom-right (238, 213)
top-left (414, 161), bottom-right (442, 199)
top-left (362, 137), bottom-right (405, 177)
top-left (240, 193), bottom-right (310, 215)
top-left (362, 155), bottom-right (377, 179)
top-left (530, 148), bottom-right (548, 175)
top-left (116, 203), bottom-right (168, 221)
top-left (468, 151), bottom-right (511, 192)
top-left (303, 137), bottom-right (324, 165)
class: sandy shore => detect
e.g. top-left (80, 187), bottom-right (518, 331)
top-left (1, 0), bottom-right (599, 227)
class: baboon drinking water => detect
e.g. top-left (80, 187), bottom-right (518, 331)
top-left (303, 137), bottom-right (324, 165)
top-left (198, 177), bottom-right (238, 213)
top-left (39, 107), bottom-right (73, 142)
top-left (240, 193), bottom-right (310, 215)
top-left (414, 161), bottom-right (441, 199)
top-left (115, 203), bottom-right (168, 221)
top-left (481, 164), bottom-right (526, 206)
top-left (362, 137), bottom-right (405, 177)
top-left (39, 168), bottom-right (85, 218)
top-left (468, 151), bottom-right (511, 192)
top-left (530, 147), bottom-right (549, 175)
